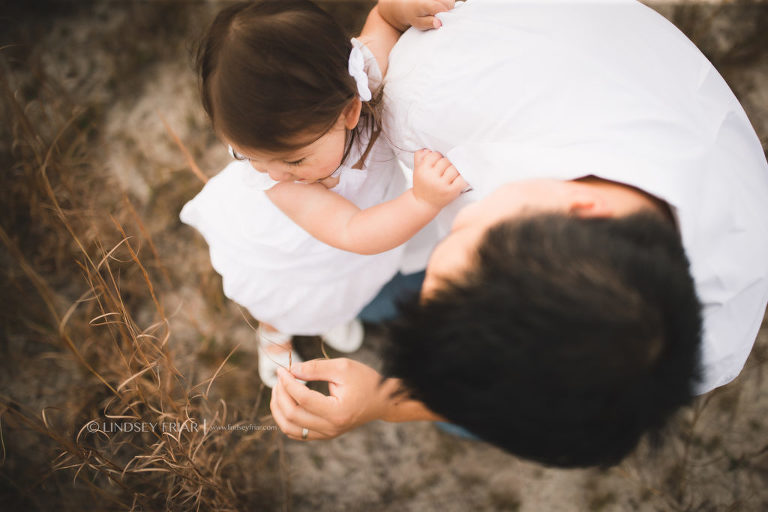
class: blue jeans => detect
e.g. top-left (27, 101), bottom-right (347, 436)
top-left (357, 271), bottom-right (425, 323)
top-left (358, 271), bottom-right (480, 441)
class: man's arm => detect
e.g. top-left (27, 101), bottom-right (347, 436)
top-left (381, 392), bottom-right (446, 423)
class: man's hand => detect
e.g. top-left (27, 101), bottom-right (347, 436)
top-left (378, 0), bottom-right (456, 32)
top-left (412, 149), bottom-right (467, 209)
top-left (270, 358), bottom-right (401, 441)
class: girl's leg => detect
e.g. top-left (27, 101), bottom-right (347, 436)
top-left (258, 322), bottom-right (293, 353)
top-left (256, 322), bottom-right (302, 388)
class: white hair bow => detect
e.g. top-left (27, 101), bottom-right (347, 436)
top-left (348, 46), bottom-right (372, 102)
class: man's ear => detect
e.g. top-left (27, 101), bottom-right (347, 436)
top-left (567, 192), bottom-right (614, 218)
top-left (343, 97), bottom-right (363, 130)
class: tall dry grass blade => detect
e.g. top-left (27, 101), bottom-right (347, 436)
top-left (0, 223), bottom-right (121, 397)
top-left (77, 258), bottom-right (133, 350)
top-left (123, 195), bottom-right (173, 286)
top-left (38, 111), bottom-right (100, 274)
top-left (158, 112), bottom-right (208, 184)
top-left (320, 339), bottom-right (330, 360)
top-left (0, 69), bottom-right (44, 162)
top-left (0, 400), bottom-right (138, 496)
top-left (237, 305), bottom-right (259, 334)
top-left (277, 435), bottom-right (291, 512)
top-left (61, 288), bottom-right (97, 331)
top-left (117, 364), bottom-right (158, 392)
top-left (203, 346), bottom-right (240, 399)
top-left (0, 223), bottom-right (61, 324)
top-left (95, 236), bottom-right (133, 270)
top-left (0, 415), bottom-right (6, 465)
top-left (111, 215), bottom-right (167, 320)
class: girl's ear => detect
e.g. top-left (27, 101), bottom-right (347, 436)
top-left (342, 97), bottom-right (363, 130)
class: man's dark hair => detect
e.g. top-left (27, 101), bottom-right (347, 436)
top-left (383, 212), bottom-right (702, 468)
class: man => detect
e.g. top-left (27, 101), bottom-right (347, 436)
top-left (270, 0), bottom-right (768, 467)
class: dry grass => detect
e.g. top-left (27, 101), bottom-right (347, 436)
top-left (0, 46), bottom-right (288, 511)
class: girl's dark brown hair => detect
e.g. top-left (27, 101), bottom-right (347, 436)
top-left (196, 0), bottom-right (380, 163)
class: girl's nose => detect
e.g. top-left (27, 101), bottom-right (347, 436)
top-left (267, 169), bottom-right (292, 181)
top-left (250, 162), bottom-right (291, 182)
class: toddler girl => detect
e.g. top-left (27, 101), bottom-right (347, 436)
top-left (181, 0), bottom-right (464, 387)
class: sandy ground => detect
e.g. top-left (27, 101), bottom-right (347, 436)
top-left (1, 1), bottom-right (767, 510)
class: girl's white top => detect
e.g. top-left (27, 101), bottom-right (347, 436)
top-left (180, 39), bottom-right (407, 335)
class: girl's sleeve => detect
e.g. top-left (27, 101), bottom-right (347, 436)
top-left (351, 38), bottom-right (384, 93)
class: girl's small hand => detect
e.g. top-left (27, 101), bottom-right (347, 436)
top-left (379, 0), bottom-right (456, 31)
top-left (412, 149), bottom-right (467, 209)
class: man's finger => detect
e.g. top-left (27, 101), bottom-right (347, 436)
top-left (270, 382), bottom-right (296, 434)
top-left (278, 366), bottom-right (337, 413)
top-left (274, 374), bottom-right (338, 435)
top-left (271, 380), bottom-right (330, 441)
top-left (289, 357), bottom-right (351, 384)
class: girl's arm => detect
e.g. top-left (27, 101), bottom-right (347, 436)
top-left (356, 5), bottom-right (401, 76)
top-left (266, 150), bottom-right (466, 255)
top-left (357, 2), bottom-right (455, 80)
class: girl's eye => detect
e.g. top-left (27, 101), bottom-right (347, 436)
top-left (285, 158), bottom-right (305, 167)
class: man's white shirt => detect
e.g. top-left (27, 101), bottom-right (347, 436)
top-left (383, 0), bottom-right (768, 393)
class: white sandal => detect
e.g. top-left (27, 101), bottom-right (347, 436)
top-left (257, 327), bottom-right (303, 388)
top-left (320, 319), bottom-right (364, 353)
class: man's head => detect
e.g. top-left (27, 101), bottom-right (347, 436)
top-left (383, 178), bottom-right (702, 467)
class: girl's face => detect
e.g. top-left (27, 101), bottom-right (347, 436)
top-left (225, 99), bottom-right (362, 184)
